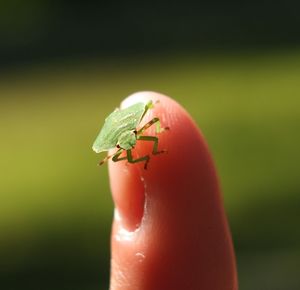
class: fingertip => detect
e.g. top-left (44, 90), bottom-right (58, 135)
top-left (109, 90), bottom-right (215, 229)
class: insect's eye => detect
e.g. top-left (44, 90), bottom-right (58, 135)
top-left (116, 144), bottom-right (120, 148)
top-left (133, 130), bottom-right (137, 135)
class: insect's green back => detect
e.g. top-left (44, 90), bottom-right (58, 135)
top-left (92, 102), bottom-right (146, 153)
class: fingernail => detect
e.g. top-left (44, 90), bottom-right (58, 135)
top-left (109, 162), bottom-right (145, 231)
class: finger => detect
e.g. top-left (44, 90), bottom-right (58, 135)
top-left (108, 92), bottom-right (238, 290)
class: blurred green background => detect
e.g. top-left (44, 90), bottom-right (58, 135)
top-left (1, 1), bottom-right (300, 290)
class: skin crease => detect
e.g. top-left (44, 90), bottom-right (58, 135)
top-left (108, 92), bottom-right (238, 290)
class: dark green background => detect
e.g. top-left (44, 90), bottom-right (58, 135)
top-left (1, 1), bottom-right (299, 289)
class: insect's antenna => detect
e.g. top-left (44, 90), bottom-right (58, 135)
top-left (140, 100), bottom-right (154, 121)
top-left (98, 152), bottom-right (114, 166)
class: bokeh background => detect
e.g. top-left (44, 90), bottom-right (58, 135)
top-left (1, 1), bottom-right (300, 289)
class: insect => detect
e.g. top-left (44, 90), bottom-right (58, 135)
top-left (92, 100), bottom-right (169, 169)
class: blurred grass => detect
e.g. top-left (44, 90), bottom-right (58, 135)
top-left (0, 50), bottom-right (299, 289)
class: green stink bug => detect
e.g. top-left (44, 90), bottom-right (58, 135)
top-left (92, 100), bottom-right (169, 169)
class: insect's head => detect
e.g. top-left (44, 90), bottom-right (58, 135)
top-left (117, 131), bottom-right (137, 150)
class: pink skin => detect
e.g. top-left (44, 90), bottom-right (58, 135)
top-left (108, 92), bottom-right (238, 290)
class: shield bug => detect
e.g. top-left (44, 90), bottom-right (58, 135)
top-left (92, 100), bottom-right (169, 169)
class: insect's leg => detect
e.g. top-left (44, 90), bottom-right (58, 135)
top-left (137, 117), bottom-right (169, 135)
top-left (126, 149), bottom-right (150, 169)
top-left (137, 135), bottom-right (167, 155)
top-left (99, 148), bottom-right (122, 165)
top-left (112, 149), bottom-right (128, 163)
